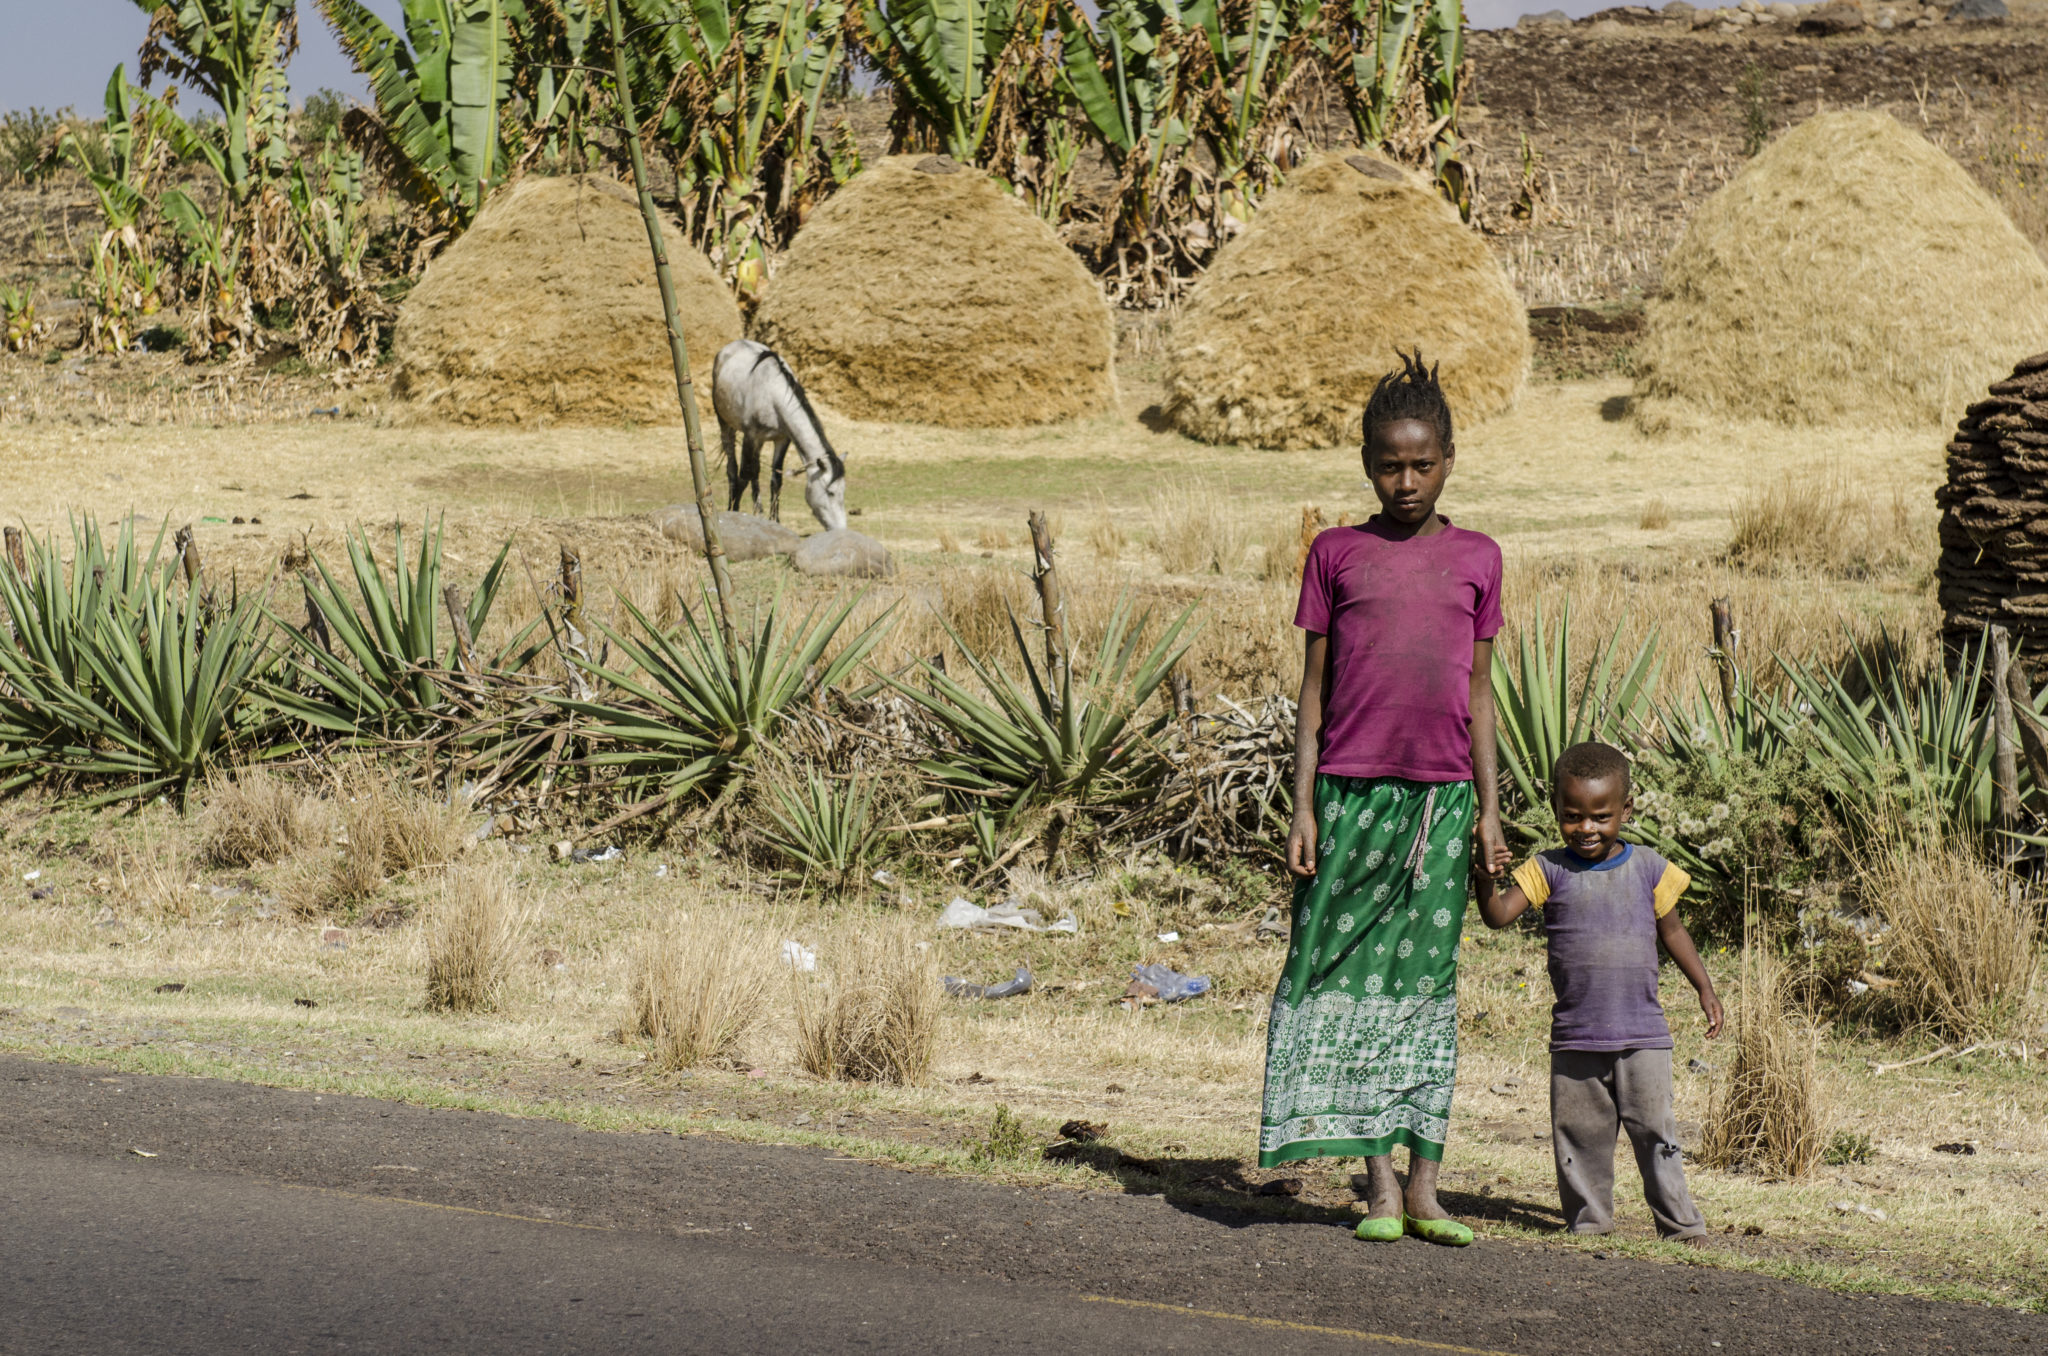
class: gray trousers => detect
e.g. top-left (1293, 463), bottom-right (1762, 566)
top-left (1550, 1048), bottom-right (1706, 1240)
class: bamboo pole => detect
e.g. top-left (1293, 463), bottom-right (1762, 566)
top-left (605, 0), bottom-right (736, 654)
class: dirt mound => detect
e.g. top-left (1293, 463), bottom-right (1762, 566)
top-left (1164, 152), bottom-right (1529, 450)
top-left (392, 175), bottom-right (742, 426)
top-left (1936, 350), bottom-right (2048, 654)
top-left (1634, 111), bottom-right (2048, 432)
top-left (750, 156), bottom-right (1114, 428)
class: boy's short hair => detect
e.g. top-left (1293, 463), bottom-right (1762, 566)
top-left (1552, 741), bottom-right (1632, 799)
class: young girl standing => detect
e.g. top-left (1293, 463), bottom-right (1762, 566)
top-left (1261, 352), bottom-right (1509, 1247)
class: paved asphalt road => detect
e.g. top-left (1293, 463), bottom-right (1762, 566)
top-left (2, 1055), bottom-right (2042, 1355)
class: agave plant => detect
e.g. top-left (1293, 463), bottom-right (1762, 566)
top-left (0, 518), bottom-right (279, 804)
top-left (264, 522), bottom-right (518, 741)
top-left (759, 769), bottom-right (881, 886)
top-left (1490, 602), bottom-right (1661, 846)
top-left (888, 597), bottom-right (1195, 816)
top-left (559, 591), bottom-right (893, 794)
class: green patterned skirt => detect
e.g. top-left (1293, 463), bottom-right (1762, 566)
top-left (1259, 774), bottom-right (1473, 1167)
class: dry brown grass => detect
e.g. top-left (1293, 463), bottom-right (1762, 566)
top-left (424, 856), bottom-right (525, 1013)
top-left (199, 769), bottom-right (329, 868)
top-left (283, 775), bottom-right (475, 917)
top-left (1865, 847), bottom-right (2042, 1044)
top-left (1635, 111), bottom-right (2048, 433)
top-left (1167, 150), bottom-right (1529, 448)
top-left (1727, 470), bottom-right (1924, 577)
top-left (1701, 938), bottom-right (1828, 1178)
top-left (114, 837), bottom-right (199, 921)
top-left (793, 918), bottom-right (940, 1085)
top-left (753, 156), bottom-right (1115, 428)
top-left (631, 912), bottom-right (775, 1071)
top-left (1150, 479), bottom-right (1248, 577)
top-left (1638, 497), bottom-right (1672, 532)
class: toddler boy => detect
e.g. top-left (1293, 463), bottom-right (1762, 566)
top-left (1476, 740), bottom-right (1722, 1243)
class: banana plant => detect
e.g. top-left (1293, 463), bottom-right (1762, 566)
top-left (317, 0), bottom-right (517, 227)
top-left (1303, 0), bottom-right (1467, 210)
top-left (508, 0), bottom-right (600, 168)
top-left (858, 0), bottom-right (1052, 166)
top-left (131, 0), bottom-right (299, 200)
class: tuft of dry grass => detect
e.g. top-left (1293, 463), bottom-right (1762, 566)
top-left (1865, 847), bottom-right (2041, 1043)
top-left (930, 563), bottom-right (1032, 660)
top-left (1638, 497), bottom-right (1672, 531)
top-left (1701, 936), bottom-right (1828, 1178)
top-left (424, 857), bottom-right (525, 1013)
top-left (1089, 514), bottom-right (1126, 562)
top-left (284, 774), bottom-right (476, 917)
top-left (1727, 470), bottom-right (1922, 576)
top-left (115, 838), bottom-right (199, 921)
top-left (793, 918), bottom-right (940, 1085)
top-left (199, 770), bottom-right (330, 868)
top-left (632, 913), bottom-right (775, 1071)
top-left (1150, 479), bottom-right (1248, 577)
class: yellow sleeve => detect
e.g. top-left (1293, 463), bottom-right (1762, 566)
top-left (1511, 857), bottom-right (1549, 909)
top-left (1652, 863), bottom-right (1691, 918)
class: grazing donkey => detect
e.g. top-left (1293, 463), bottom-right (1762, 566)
top-left (710, 339), bottom-right (847, 532)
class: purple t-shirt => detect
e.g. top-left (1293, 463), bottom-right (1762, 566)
top-left (1293, 518), bottom-right (1503, 782)
top-left (1512, 843), bottom-right (1691, 1052)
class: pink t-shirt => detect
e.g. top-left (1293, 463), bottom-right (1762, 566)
top-left (1293, 517), bottom-right (1503, 783)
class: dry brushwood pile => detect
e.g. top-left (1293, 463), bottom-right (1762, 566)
top-left (1936, 350), bottom-right (2048, 655)
top-left (751, 156), bottom-right (1116, 428)
top-left (391, 176), bottom-right (742, 426)
top-left (1164, 151), bottom-right (1530, 450)
top-left (1634, 110), bottom-right (2048, 434)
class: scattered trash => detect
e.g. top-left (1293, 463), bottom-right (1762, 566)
top-left (22, 870), bottom-right (40, 882)
top-left (293, 997), bottom-right (318, 1009)
top-left (571, 845), bottom-right (623, 864)
top-left (1933, 1141), bottom-right (1976, 1155)
top-left (1059, 1119), bottom-right (1106, 1142)
top-left (1687, 1058), bottom-right (1714, 1075)
top-left (152, 983), bottom-right (185, 995)
top-left (473, 818), bottom-right (496, 842)
top-left (936, 897), bottom-right (1077, 934)
top-left (1831, 1200), bottom-right (1888, 1221)
top-left (872, 869), bottom-right (896, 887)
top-left (1845, 978), bottom-right (1870, 995)
top-left (1254, 906), bottom-right (1287, 940)
top-left (654, 864), bottom-right (669, 879)
top-left (1156, 931), bottom-right (1180, 943)
top-left (129, 1148), bottom-right (158, 1158)
top-left (1256, 1177), bottom-right (1303, 1197)
top-left (28, 888), bottom-right (50, 901)
top-left (552, 840), bottom-right (574, 860)
top-left (943, 967), bottom-right (1032, 999)
top-left (321, 927), bottom-right (348, 950)
top-left (1125, 963), bottom-right (1211, 1003)
top-left (781, 940), bottom-right (818, 972)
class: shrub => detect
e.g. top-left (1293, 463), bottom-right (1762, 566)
top-left (200, 769), bottom-right (329, 867)
top-left (424, 858), bottom-right (524, 1013)
top-left (792, 919), bottom-right (939, 1084)
top-left (964, 1104), bottom-right (1035, 1164)
top-left (1862, 846), bottom-right (2041, 1043)
top-left (1700, 939), bottom-right (1828, 1178)
top-left (632, 914), bottom-right (774, 1071)
top-left (1823, 1130), bottom-right (1874, 1167)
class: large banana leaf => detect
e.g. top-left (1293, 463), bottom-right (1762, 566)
top-left (131, 0), bottom-right (298, 198)
top-left (859, 0), bottom-right (1046, 164)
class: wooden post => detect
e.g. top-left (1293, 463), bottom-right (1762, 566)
top-left (3, 527), bottom-right (23, 576)
top-left (2001, 648), bottom-right (2048, 803)
top-left (605, 0), bottom-right (736, 658)
top-left (558, 546), bottom-right (594, 700)
top-left (174, 524), bottom-right (203, 589)
top-left (1710, 596), bottom-right (1738, 728)
top-left (443, 584), bottom-right (479, 675)
top-left (1991, 625), bottom-right (2022, 830)
top-left (1169, 667), bottom-right (1194, 722)
top-left (1028, 511), bottom-right (1066, 684)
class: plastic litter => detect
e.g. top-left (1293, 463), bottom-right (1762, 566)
top-left (22, 870), bottom-right (40, 883)
top-left (872, 869), bottom-right (896, 887)
top-left (654, 864), bottom-right (669, 878)
top-left (936, 898), bottom-right (1078, 934)
top-left (572, 845), bottom-right (624, 864)
top-left (943, 967), bottom-right (1033, 999)
top-left (1156, 931), bottom-right (1180, 943)
top-left (1126, 963), bottom-right (1211, 1003)
top-left (781, 939), bottom-right (818, 971)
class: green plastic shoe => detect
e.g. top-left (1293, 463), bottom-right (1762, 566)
top-left (1404, 1214), bottom-right (1474, 1247)
top-left (1355, 1215), bottom-right (1404, 1242)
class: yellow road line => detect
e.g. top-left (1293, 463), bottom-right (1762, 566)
top-left (1079, 1295), bottom-right (1519, 1355)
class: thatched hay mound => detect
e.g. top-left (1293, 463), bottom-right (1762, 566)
top-left (392, 175), bottom-right (742, 425)
top-left (1635, 111), bottom-right (2048, 432)
top-left (1165, 152), bottom-right (1529, 450)
top-left (751, 156), bottom-right (1114, 427)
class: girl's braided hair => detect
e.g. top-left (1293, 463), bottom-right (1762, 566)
top-left (1361, 349), bottom-right (1453, 453)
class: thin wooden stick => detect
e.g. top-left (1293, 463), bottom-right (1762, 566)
top-left (1710, 596), bottom-right (1738, 728)
top-left (1028, 510), bottom-right (1066, 684)
top-left (443, 584), bottom-right (479, 675)
top-left (2001, 650), bottom-right (2048, 802)
top-left (1990, 625), bottom-right (2021, 830)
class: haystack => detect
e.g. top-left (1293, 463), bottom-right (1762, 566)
top-left (750, 156), bottom-right (1114, 427)
top-left (392, 175), bottom-right (742, 425)
top-left (1164, 152), bottom-right (1529, 450)
top-left (1936, 349), bottom-right (2048, 654)
top-left (1635, 111), bottom-right (2048, 432)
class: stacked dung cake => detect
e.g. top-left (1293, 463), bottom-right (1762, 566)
top-left (1936, 351), bottom-right (2048, 656)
